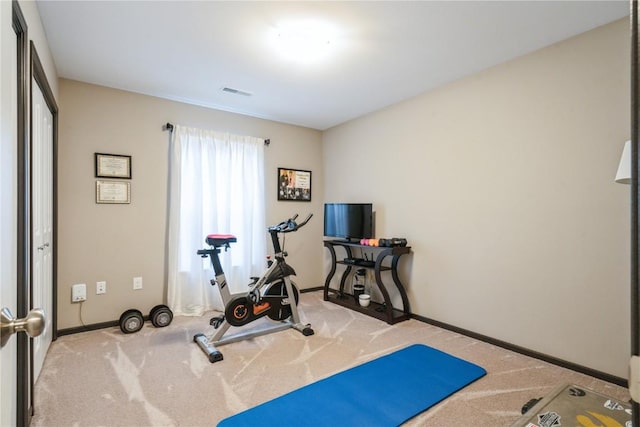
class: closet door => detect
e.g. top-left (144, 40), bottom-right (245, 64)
top-left (31, 77), bottom-right (53, 382)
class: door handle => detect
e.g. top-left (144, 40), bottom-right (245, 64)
top-left (0, 307), bottom-right (45, 347)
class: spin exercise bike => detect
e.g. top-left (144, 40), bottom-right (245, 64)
top-left (193, 214), bottom-right (314, 363)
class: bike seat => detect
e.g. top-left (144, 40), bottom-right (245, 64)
top-left (206, 234), bottom-right (237, 247)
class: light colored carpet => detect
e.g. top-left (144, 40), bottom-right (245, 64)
top-left (32, 291), bottom-right (628, 426)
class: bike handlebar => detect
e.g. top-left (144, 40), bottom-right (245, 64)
top-left (296, 213), bottom-right (313, 229)
top-left (269, 213), bottom-right (313, 233)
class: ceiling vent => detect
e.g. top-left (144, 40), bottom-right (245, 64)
top-left (221, 87), bottom-right (252, 97)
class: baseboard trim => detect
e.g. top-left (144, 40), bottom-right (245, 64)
top-left (412, 313), bottom-right (628, 388)
top-left (57, 320), bottom-right (119, 336)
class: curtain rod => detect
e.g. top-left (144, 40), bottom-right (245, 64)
top-left (163, 122), bottom-right (270, 146)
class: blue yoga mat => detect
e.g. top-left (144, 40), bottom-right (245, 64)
top-left (217, 344), bottom-right (486, 427)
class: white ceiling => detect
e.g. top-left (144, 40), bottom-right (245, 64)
top-left (36, 1), bottom-right (630, 131)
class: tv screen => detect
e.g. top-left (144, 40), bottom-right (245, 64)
top-left (324, 203), bottom-right (373, 240)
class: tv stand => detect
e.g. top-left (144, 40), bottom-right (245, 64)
top-left (323, 240), bottom-right (411, 324)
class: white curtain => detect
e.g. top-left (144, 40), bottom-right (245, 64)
top-left (167, 125), bottom-right (266, 315)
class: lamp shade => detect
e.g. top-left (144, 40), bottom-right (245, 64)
top-left (615, 140), bottom-right (631, 184)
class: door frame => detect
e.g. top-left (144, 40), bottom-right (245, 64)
top-left (12, 0), bottom-right (30, 425)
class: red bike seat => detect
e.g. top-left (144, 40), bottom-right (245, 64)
top-left (206, 234), bottom-right (237, 247)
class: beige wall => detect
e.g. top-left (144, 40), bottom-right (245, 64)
top-left (323, 19), bottom-right (630, 377)
top-left (57, 79), bottom-right (323, 330)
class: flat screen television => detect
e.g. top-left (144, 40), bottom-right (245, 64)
top-left (324, 203), bottom-right (373, 240)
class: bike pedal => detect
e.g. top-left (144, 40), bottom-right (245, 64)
top-left (210, 315), bottom-right (225, 329)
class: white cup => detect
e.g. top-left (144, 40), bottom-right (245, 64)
top-left (359, 294), bottom-right (371, 307)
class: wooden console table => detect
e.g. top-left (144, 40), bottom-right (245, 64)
top-left (323, 240), bottom-right (411, 324)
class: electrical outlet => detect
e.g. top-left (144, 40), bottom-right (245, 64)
top-left (72, 283), bottom-right (86, 303)
top-left (96, 281), bottom-right (106, 295)
top-left (133, 276), bottom-right (143, 290)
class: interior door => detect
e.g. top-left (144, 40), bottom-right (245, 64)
top-left (0, 2), bottom-right (19, 424)
top-left (1, 1), bottom-right (27, 426)
top-left (31, 77), bottom-right (53, 382)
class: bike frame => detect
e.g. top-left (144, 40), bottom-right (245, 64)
top-left (193, 214), bottom-right (313, 363)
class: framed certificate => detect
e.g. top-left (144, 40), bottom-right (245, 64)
top-left (95, 153), bottom-right (131, 179)
top-left (96, 180), bottom-right (131, 204)
top-left (277, 167), bottom-right (311, 201)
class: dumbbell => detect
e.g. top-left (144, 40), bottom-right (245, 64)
top-left (119, 304), bottom-right (173, 334)
top-left (390, 238), bottom-right (408, 247)
top-left (378, 238), bottom-right (408, 247)
top-left (119, 309), bottom-right (144, 334)
top-left (149, 304), bottom-right (173, 328)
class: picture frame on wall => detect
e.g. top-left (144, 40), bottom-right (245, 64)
top-left (96, 180), bottom-right (131, 204)
top-left (278, 167), bottom-right (311, 201)
top-left (95, 152), bottom-right (131, 179)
